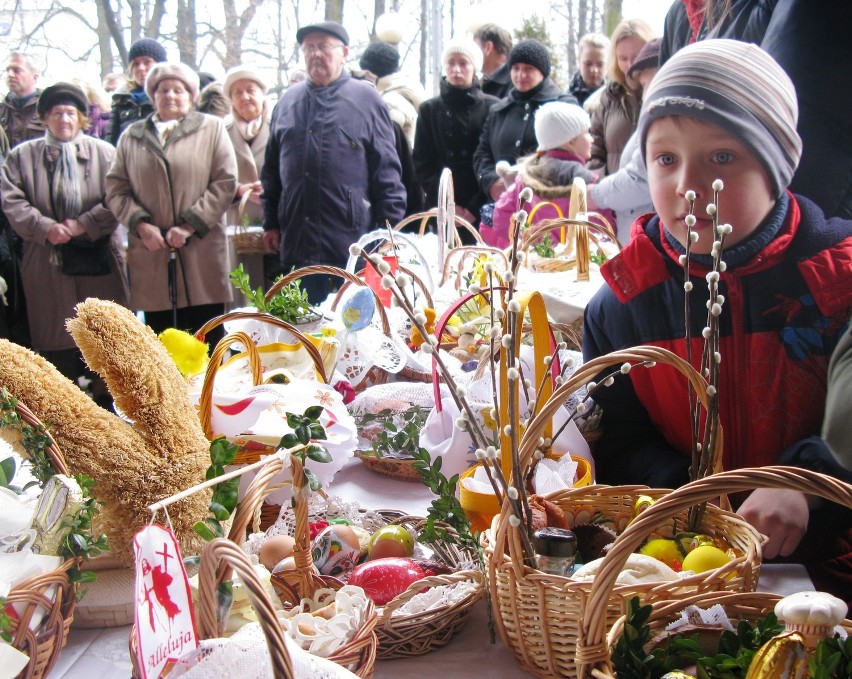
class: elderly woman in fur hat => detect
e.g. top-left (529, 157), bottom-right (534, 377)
top-left (0, 82), bottom-right (128, 386)
top-left (105, 62), bottom-right (237, 343)
top-left (221, 66), bottom-right (269, 229)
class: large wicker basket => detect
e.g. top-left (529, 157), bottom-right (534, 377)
top-left (265, 265), bottom-right (394, 393)
top-left (4, 399), bottom-right (80, 679)
top-left (482, 346), bottom-right (764, 679)
top-left (577, 466), bottom-right (852, 679)
top-left (194, 314), bottom-right (329, 467)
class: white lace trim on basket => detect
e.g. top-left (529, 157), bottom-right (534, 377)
top-left (387, 579), bottom-right (480, 617)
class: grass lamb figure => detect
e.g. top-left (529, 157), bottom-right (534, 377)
top-left (0, 298), bottom-right (210, 566)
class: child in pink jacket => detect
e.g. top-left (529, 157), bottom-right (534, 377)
top-left (481, 101), bottom-right (599, 249)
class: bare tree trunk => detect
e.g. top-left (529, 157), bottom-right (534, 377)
top-left (419, 0), bottom-right (427, 88)
top-left (603, 0), bottom-right (623, 36)
top-left (96, 0), bottom-right (115, 78)
top-left (566, 0), bottom-right (575, 79)
top-left (325, 0), bottom-right (343, 22)
top-left (578, 0), bottom-right (588, 37)
top-left (371, 0), bottom-right (386, 39)
top-left (222, 0), bottom-right (265, 68)
top-left (176, 0), bottom-right (198, 68)
top-left (146, 0), bottom-right (167, 38)
top-left (96, 0), bottom-right (128, 66)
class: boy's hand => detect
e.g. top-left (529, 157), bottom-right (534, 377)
top-left (737, 488), bottom-right (809, 559)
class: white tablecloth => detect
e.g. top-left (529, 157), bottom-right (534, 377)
top-left (48, 456), bottom-right (815, 679)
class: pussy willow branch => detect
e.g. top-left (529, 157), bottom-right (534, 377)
top-left (683, 194), bottom-right (701, 484)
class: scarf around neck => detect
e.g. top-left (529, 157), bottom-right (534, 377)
top-left (44, 129), bottom-right (83, 222)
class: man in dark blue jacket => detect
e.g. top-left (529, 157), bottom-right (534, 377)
top-left (262, 21), bottom-right (406, 302)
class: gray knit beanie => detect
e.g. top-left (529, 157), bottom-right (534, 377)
top-left (359, 42), bottom-right (400, 78)
top-left (638, 39), bottom-right (801, 197)
top-left (507, 39), bottom-right (551, 79)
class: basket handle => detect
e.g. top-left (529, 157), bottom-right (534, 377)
top-left (236, 189), bottom-right (254, 230)
top-left (11, 399), bottom-right (69, 475)
top-left (439, 246), bottom-right (511, 289)
top-left (197, 331), bottom-right (263, 439)
top-left (268, 455), bottom-right (337, 605)
top-left (577, 466), bottom-right (852, 678)
top-left (194, 311), bottom-right (328, 384)
top-left (493, 345), bottom-right (724, 578)
top-left (197, 538), bottom-right (294, 677)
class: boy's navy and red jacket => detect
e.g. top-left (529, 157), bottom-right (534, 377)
top-left (583, 192), bottom-right (851, 485)
top-left (582, 193), bottom-right (851, 601)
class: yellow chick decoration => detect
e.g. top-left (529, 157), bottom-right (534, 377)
top-left (159, 328), bottom-right (210, 377)
top-left (409, 307), bottom-right (437, 348)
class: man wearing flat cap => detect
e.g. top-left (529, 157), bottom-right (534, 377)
top-left (261, 20), bottom-right (406, 303)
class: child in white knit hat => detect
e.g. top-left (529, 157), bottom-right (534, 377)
top-left (482, 101), bottom-right (600, 249)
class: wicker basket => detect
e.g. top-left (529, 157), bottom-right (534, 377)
top-left (248, 456), bottom-right (380, 678)
top-left (265, 265), bottom-right (394, 393)
top-left (196, 539), bottom-right (294, 676)
top-left (244, 455), bottom-right (484, 661)
top-left (577, 466), bottom-right (852, 679)
top-left (482, 346), bottom-right (764, 679)
top-left (4, 400), bottom-right (80, 679)
top-left (195, 313), bottom-right (329, 467)
top-left (230, 190), bottom-right (266, 255)
top-left (520, 179), bottom-right (621, 275)
top-left (354, 451), bottom-right (421, 482)
top-left (371, 515), bottom-right (485, 658)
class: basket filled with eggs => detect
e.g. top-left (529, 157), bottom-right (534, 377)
top-left (481, 347), bottom-right (766, 679)
top-left (251, 469), bottom-right (485, 659)
top-left (576, 467), bottom-right (852, 679)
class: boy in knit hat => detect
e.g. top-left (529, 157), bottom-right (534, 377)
top-left (582, 40), bottom-right (852, 602)
top-left (483, 101), bottom-right (599, 249)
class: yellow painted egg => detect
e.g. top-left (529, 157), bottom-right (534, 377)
top-left (682, 544), bottom-right (732, 574)
top-left (639, 539), bottom-right (683, 570)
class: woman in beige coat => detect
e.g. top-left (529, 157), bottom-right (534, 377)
top-left (0, 83), bottom-right (128, 383)
top-left (105, 62), bottom-right (237, 339)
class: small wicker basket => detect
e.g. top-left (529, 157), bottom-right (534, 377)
top-left (483, 346), bottom-right (765, 679)
top-left (230, 191), bottom-right (266, 255)
top-left (4, 400), bottom-right (80, 679)
top-left (577, 466), bottom-right (852, 679)
top-left (248, 455), bottom-right (380, 678)
top-left (243, 456), bottom-right (484, 660)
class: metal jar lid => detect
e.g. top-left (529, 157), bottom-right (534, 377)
top-left (533, 527), bottom-right (578, 558)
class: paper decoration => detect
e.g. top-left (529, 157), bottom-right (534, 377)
top-left (133, 524), bottom-right (198, 679)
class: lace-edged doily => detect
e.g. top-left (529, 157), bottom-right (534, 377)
top-left (168, 621), bottom-right (359, 678)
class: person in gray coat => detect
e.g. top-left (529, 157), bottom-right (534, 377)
top-left (261, 21), bottom-right (406, 303)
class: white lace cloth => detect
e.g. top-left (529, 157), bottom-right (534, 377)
top-left (167, 621), bottom-right (359, 678)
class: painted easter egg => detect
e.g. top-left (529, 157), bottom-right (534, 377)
top-left (368, 525), bottom-right (415, 560)
top-left (341, 287), bottom-right (375, 332)
top-left (346, 557), bottom-right (426, 605)
top-left (311, 524), bottom-right (362, 577)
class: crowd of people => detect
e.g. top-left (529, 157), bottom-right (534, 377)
top-left (0, 3), bottom-right (849, 603)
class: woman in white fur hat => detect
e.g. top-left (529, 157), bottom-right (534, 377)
top-left (105, 62), bottom-right (237, 343)
top-left (413, 39), bottom-right (499, 227)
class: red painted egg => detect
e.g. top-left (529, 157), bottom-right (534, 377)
top-left (346, 557), bottom-right (426, 605)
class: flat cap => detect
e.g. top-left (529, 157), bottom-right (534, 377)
top-left (296, 21), bottom-right (349, 47)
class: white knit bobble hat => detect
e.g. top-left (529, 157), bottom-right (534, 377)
top-left (442, 39), bottom-right (484, 75)
top-left (534, 101), bottom-right (591, 151)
